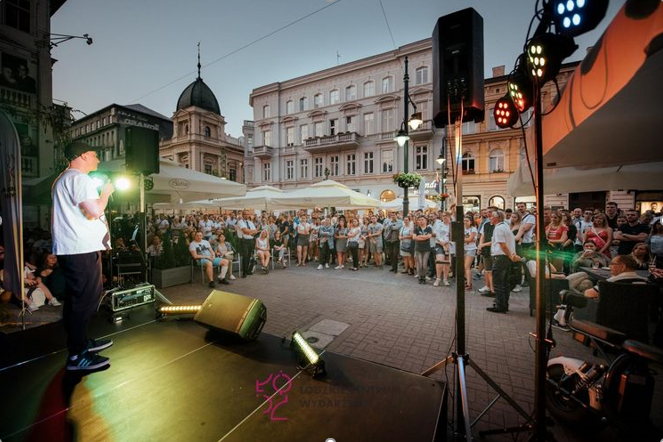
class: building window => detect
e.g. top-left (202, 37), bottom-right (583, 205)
top-left (462, 153), bottom-right (475, 173)
top-left (415, 146), bottom-right (428, 170)
top-left (417, 101), bottom-right (429, 121)
top-left (205, 164), bottom-right (213, 174)
top-left (314, 93), bottom-right (323, 108)
top-left (247, 134), bottom-right (253, 148)
top-left (329, 119), bottom-right (338, 136)
top-left (364, 152), bottom-right (374, 174)
top-left (330, 155), bottom-right (339, 176)
top-left (300, 124), bottom-right (308, 143)
top-left (345, 85), bottom-right (356, 101)
top-left (364, 113), bottom-right (375, 135)
top-left (488, 107), bottom-right (498, 131)
top-left (381, 76), bottom-right (394, 93)
top-left (286, 127), bottom-right (295, 146)
top-left (4, 0), bottom-right (31, 32)
top-left (286, 100), bottom-right (294, 114)
top-left (286, 160), bottom-right (294, 180)
top-left (204, 126), bottom-right (211, 137)
top-left (415, 67), bottom-right (429, 85)
top-left (346, 116), bottom-right (355, 132)
top-left (329, 89), bottom-right (340, 105)
top-left (314, 122), bottom-right (324, 137)
top-left (489, 149), bottom-right (505, 172)
top-left (462, 120), bottom-right (476, 134)
top-left (346, 154), bottom-right (356, 175)
top-left (489, 195), bottom-right (506, 209)
top-left (263, 163), bottom-right (271, 181)
top-left (314, 157), bottom-right (324, 178)
top-left (381, 108), bottom-right (395, 132)
top-left (263, 130), bottom-right (272, 147)
top-left (520, 147), bottom-right (527, 164)
top-left (299, 97), bottom-right (308, 112)
top-left (300, 159), bottom-right (309, 178)
top-left (263, 105), bottom-right (270, 119)
top-left (382, 149), bottom-right (393, 173)
top-left (363, 81), bottom-right (375, 97)
top-left (102, 117), bottom-right (106, 126)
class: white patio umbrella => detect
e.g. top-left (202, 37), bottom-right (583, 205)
top-left (272, 180), bottom-right (381, 209)
top-left (98, 158), bottom-right (246, 204)
top-left (380, 197), bottom-right (439, 210)
top-left (213, 185), bottom-right (288, 210)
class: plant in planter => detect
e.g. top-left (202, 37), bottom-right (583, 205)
top-left (392, 172), bottom-right (423, 189)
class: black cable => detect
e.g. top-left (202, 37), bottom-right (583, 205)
top-left (541, 78), bottom-right (562, 116)
top-left (130, 0), bottom-right (344, 103)
top-left (378, 0), bottom-right (398, 53)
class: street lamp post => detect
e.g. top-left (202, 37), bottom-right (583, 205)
top-left (394, 56), bottom-right (423, 218)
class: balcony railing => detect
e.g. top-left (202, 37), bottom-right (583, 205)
top-left (409, 119), bottom-right (435, 140)
top-left (253, 145), bottom-right (274, 159)
top-left (303, 132), bottom-right (360, 153)
top-left (22, 156), bottom-right (39, 177)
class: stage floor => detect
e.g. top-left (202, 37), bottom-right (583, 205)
top-left (0, 304), bottom-right (447, 442)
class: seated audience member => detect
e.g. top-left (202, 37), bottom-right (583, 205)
top-left (272, 230), bottom-right (287, 268)
top-left (215, 233), bottom-right (236, 280)
top-left (255, 229), bottom-right (271, 274)
top-left (570, 241), bottom-right (610, 273)
top-left (629, 242), bottom-right (651, 270)
top-left (38, 253), bottom-right (66, 301)
top-left (553, 255), bottom-right (648, 329)
top-left (189, 231), bottom-right (221, 288)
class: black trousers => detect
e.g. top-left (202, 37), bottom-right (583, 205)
top-left (348, 245), bottom-right (359, 269)
top-left (240, 238), bottom-right (254, 275)
top-left (59, 251), bottom-right (104, 356)
top-left (320, 242), bottom-right (332, 265)
top-left (493, 255), bottom-right (512, 311)
top-left (386, 241), bottom-right (400, 272)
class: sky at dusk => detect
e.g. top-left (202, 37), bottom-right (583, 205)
top-left (51, 0), bottom-right (625, 137)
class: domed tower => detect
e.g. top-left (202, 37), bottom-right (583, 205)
top-left (159, 46), bottom-right (244, 182)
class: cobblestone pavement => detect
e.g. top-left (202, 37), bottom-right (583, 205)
top-left (162, 261), bottom-right (661, 441)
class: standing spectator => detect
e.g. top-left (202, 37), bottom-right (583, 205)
top-left (560, 212), bottom-right (577, 274)
top-left (487, 210), bottom-right (520, 313)
top-left (237, 211), bottom-right (258, 278)
top-left (199, 214), bottom-right (214, 240)
top-left (399, 215), bottom-right (415, 276)
top-left (413, 216), bottom-right (433, 284)
top-left (359, 217), bottom-right (370, 268)
top-left (648, 221), bottom-right (663, 268)
top-left (478, 208), bottom-right (496, 295)
top-left (309, 217), bottom-right (320, 263)
top-left (463, 216), bottom-right (478, 290)
top-left (577, 210), bottom-right (594, 247)
top-left (347, 219), bottom-right (362, 271)
top-left (317, 218), bottom-right (334, 270)
top-left (384, 212), bottom-right (402, 273)
top-left (296, 214), bottom-right (311, 266)
top-left (280, 215), bottom-right (291, 251)
top-left (433, 212), bottom-right (453, 287)
top-left (605, 201), bottom-right (620, 230)
top-left (367, 215), bottom-right (384, 268)
top-left (515, 203), bottom-right (536, 260)
top-left (510, 211), bottom-right (524, 292)
top-left (334, 218), bottom-right (348, 270)
top-left (546, 211), bottom-right (568, 271)
top-left (615, 209), bottom-right (651, 256)
top-left (584, 213), bottom-right (613, 258)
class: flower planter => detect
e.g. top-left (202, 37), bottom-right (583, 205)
top-left (152, 266), bottom-right (191, 289)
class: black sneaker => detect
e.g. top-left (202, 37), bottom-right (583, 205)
top-left (552, 320), bottom-right (570, 332)
top-left (66, 351), bottom-right (110, 371)
top-left (486, 307), bottom-right (507, 314)
top-left (88, 338), bottom-right (113, 353)
top-left (209, 281), bottom-right (216, 288)
top-left (219, 278), bottom-right (230, 285)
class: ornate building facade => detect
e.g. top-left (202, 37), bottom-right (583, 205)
top-left (245, 38), bottom-right (630, 211)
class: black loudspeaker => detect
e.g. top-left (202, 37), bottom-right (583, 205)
top-left (432, 8), bottom-right (485, 127)
top-left (194, 290), bottom-right (267, 340)
top-left (125, 126), bottom-right (160, 175)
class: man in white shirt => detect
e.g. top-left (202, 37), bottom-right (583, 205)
top-left (515, 203), bottom-right (536, 260)
top-left (52, 141), bottom-right (115, 372)
top-left (199, 215), bottom-right (214, 240)
top-left (237, 210), bottom-right (258, 277)
top-left (487, 210), bottom-right (520, 313)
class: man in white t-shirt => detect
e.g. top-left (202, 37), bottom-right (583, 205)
top-left (52, 141), bottom-right (115, 372)
top-left (515, 203), bottom-right (536, 259)
top-left (487, 210), bottom-right (520, 313)
top-left (189, 231), bottom-right (221, 288)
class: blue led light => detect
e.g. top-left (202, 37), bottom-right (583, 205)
top-left (573, 14), bottom-right (581, 25)
top-left (563, 17), bottom-right (572, 28)
top-left (566, 0), bottom-right (574, 11)
top-left (557, 3), bottom-right (565, 14)
top-left (577, 0), bottom-right (585, 7)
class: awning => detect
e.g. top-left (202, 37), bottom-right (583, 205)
top-left (271, 180), bottom-right (382, 209)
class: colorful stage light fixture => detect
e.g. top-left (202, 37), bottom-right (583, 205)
top-left (291, 331), bottom-right (326, 378)
top-left (508, 76), bottom-right (534, 113)
top-left (494, 94), bottom-right (519, 129)
top-left (526, 33), bottom-right (577, 85)
top-left (550, 0), bottom-right (609, 37)
top-left (114, 176), bottom-right (132, 191)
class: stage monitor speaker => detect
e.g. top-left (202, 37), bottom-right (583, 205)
top-left (432, 8), bottom-right (485, 127)
top-left (125, 126), bottom-right (160, 175)
top-left (194, 290), bottom-right (267, 341)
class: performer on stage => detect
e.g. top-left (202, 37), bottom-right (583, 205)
top-left (52, 141), bottom-right (115, 372)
